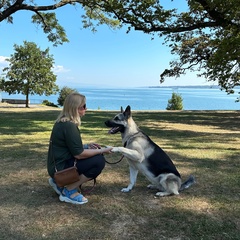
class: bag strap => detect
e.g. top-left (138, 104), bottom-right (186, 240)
top-left (51, 139), bottom-right (94, 193)
top-left (50, 139), bottom-right (77, 172)
top-left (50, 140), bottom-right (58, 172)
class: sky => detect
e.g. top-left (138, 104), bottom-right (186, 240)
top-left (0, 2), bottom-right (210, 88)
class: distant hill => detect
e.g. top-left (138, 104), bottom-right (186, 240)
top-left (148, 85), bottom-right (220, 89)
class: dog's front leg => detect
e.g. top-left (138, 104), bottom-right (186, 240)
top-left (111, 147), bottom-right (143, 162)
top-left (121, 165), bottom-right (138, 192)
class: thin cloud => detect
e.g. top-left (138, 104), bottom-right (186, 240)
top-left (0, 56), bottom-right (9, 72)
top-left (53, 65), bottom-right (70, 73)
top-left (0, 57), bottom-right (70, 75)
top-left (0, 56), bottom-right (9, 64)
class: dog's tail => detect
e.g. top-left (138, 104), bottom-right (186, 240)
top-left (179, 175), bottom-right (196, 192)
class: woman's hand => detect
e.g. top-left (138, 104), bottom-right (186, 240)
top-left (88, 143), bottom-right (112, 154)
top-left (76, 146), bottom-right (113, 159)
top-left (100, 147), bottom-right (113, 154)
top-left (88, 143), bottom-right (101, 149)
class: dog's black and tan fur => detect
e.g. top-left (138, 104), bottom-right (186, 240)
top-left (105, 105), bottom-right (195, 196)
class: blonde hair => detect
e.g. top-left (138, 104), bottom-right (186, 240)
top-left (56, 92), bottom-right (86, 126)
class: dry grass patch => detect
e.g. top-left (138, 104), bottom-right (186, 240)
top-left (0, 107), bottom-right (239, 239)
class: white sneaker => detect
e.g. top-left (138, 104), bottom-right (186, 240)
top-left (48, 178), bottom-right (63, 195)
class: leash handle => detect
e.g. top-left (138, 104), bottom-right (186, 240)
top-left (80, 178), bottom-right (97, 194)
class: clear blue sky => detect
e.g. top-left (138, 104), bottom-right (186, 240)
top-left (0, 3), bottom-right (210, 88)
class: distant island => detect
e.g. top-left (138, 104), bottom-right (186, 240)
top-left (148, 85), bottom-right (220, 89)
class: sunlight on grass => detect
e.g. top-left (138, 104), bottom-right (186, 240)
top-left (0, 107), bottom-right (239, 239)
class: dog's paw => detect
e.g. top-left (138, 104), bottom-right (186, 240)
top-left (155, 191), bottom-right (167, 197)
top-left (110, 147), bottom-right (120, 153)
top-left (121, 187), bottom-right (131, 193)
top-left (105, 146), bottom-right (113, 148)
top-left (147, 184), bottom-right (157, 189)
top-left (156, 191), bottom-right (176, 197)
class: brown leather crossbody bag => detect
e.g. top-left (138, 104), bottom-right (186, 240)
top-left (50, 140), bottom-right (79, 187)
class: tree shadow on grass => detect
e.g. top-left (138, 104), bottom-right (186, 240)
top-left (0, 176), bottom-right (239, 240)
top-left (133, 111), bottom-right (240, 132)
top-left (0, 110), bottom-right (58, 135)
top-left (1, 109), bottom-right (239, 239)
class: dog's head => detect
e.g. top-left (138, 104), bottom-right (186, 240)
top-left (105, 105), bottom-right (131, 134)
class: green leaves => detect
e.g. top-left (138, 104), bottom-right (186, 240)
top-left (0, 1), bottom-right (239, 99)
top-left (32, 13), bottom-right (69, 46)
top-left (1, 41), bottom-right (59, 107)
top-left (57, 86), bottom-right (77, 106)
top-left (166, 92), bottom-right (184, 110)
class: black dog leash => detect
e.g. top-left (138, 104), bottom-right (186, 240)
top-left (98, 145), bottom-right (125, 165)
top-left (80, 146), bottom-right (125, 194)
top-left (104, 133), bottom-right (139, 165)
top-left (106, 132), bottom-right (143, 165)
top-left (80, 154), bottom-right (124, 194)
top-left (105, 155), bottom-right (125, 164)
top-left (80, 178), bottom-right (97, 195)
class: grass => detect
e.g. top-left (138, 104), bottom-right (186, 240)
top-left (0, 105), bottom-right (239, 240)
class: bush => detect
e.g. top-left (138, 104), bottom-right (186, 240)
top-left (166, 92), bottom-right (183, 110)
top-left (42, 100), bottom-right (58, 107)
top-left (57, 86), bottom-right (77, 106)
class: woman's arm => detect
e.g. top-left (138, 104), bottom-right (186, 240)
top-left (74, 147), bottom-right (112, 160)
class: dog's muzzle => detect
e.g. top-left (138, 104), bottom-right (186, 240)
top-left (105, 120), bottom-right (123, 134)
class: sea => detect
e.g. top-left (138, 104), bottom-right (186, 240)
top-left (1, 86), bottom-right (239, 111)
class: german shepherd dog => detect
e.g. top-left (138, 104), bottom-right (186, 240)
top-left (105, 105), bottom-right (195, 196)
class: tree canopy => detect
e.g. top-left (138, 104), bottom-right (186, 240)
top-left (57, 86), bottom-right (77, 106)
top-left (1, 1), bottom-right (239, 100)
top-left (0, 41), bottom-right (58, 107)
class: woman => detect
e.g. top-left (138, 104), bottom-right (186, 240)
top-left (47, 92), bottom-right (112, 205)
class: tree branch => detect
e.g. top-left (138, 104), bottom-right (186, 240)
top-left (195, 0), bottom-right (236, 27)
top-left (94, 1), bottom-right (219, 33)
top-left (0, 0), bottom-right (82, 22)
top-left (134, 21), bottom-right (218, 33)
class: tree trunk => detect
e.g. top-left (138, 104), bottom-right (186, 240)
top-left (26, 94), bottom-right (29, 108)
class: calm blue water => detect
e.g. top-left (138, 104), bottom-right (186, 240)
top-left (1, 87), bottom-right (239, 110)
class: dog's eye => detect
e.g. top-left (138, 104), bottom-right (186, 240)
top-left (114, 116), bottom-right (120, 121)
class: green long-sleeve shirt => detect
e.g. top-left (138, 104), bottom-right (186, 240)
top-left (47, 121), bottom-right (83, 178)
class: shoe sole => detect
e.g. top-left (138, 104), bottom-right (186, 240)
top-left (48, 178), bottom-right (62, 195)
top-left (59, 195), bottom-right (88, 205)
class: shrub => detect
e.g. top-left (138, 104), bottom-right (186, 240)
top-left (166, 92), bottom-right (183, 110)
top-left (57, 86), bottom-right (77, 106)
top-left (42, 100), bottom-right (58, 107)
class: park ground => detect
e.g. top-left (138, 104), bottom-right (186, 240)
top-left (0, 105), bottom-right (239, 239)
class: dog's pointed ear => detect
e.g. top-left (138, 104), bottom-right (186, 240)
top-left (120, 106), bottom-right (123, 113)
top-left (124, 105), bottom-right (131, 118)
